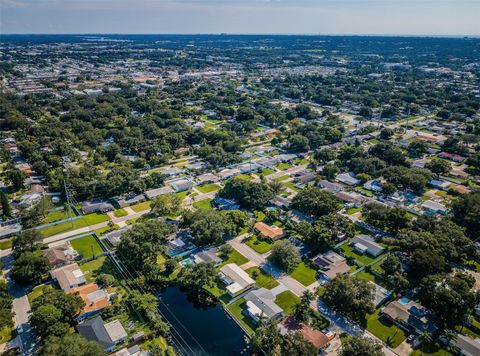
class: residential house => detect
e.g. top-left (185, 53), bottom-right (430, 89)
top-left (170, 179), bottom-right (193, 192)
top-left (336, 173), bottom-right (360, 186)
top-left (77, 316), bottom-right (128, 352)
top-left (219, 263), bottom-right (255, 296)
top-left (114, 345), bottom-right (148, 356)
top-left (185, 162), bottom-right (206, 172)
top-left (363, 180), bottom-right (383, 193)
top-left (254, 222), bottom-right (285, 240)
top-left (439, 152), bottom-right (465, 162)
top-left (429, 179), bottom-right (451, 191)
top-left (312, 251), bottom-right (349, 282)
top-left (381, 298), bottom-right (438, 334)
top-left (351, 235), bottom-right (385, 257)
top-left (196, 173), bottom-right (220, 185)
top-left (112, 194), bottom-right (146, 208)
top-left (51, 263), bottom-right (86, 291)
top-left (279, 317), bottom-right (331, 351)
top-left (370, 281), bottom-right (392, 307)
top-left (68, 283), bottom-right (110, 320)
top-left (104, 226), bottom-right (130, 246)
top-left (421, 200), bottom-right (447, 215)
top-left (335, 191), bottom-right (366, 207)
top-left (213, 197), bottom-right (240, 211)
top-left (192, 247), bottom-right (222, 265)
top-left (217, 168), bottom-right (240, 180)
top-left (81, 200), bottom-right (114, 214)
top-left (42, 241), bottom-right (78, 267)
top-left (244, 288), bottom-right (283, 323)
top-left (237, 162), bottom-right (262, 174)
top-left (145, 186), bottom-right (174, 200)
top-left (162, 167), bottom-right (183, 177)
top-left (317, 180), bottom-right (342, 194)
top-left (270, 196), bottom-right (291, 209)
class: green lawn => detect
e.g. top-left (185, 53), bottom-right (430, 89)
top-left (284, 182), bottom-right (300, 192)
top-left (71, 234), bottom-right (104, 259)
top-left (175, 191), bottom-right (189, 200)
top-left (236, 174), bottom-right (253, 181)
top-left (245, 235), bottom-right (273, 254)
top-left (0, 326), bottom-right (13, 344)
top-left (79, 255), bottom-right (119, 282)
top-left (39, 213), bottom-right (109, 237)
top-left (277, 163), bottom-right (292, 170)
top-left (275, 290), bottom-right (300, 315)
top-left (254, 211), bottom-right (266, 222)
top-left (409, 342), bottom-right (451, 356)
top-left (193, 198), bottom-right (213, 210)
top-left (246, 266), bottom-right (279, 289)
top-left (366, 310), bottom-right (408, 348)
top-left (130, 200), bottom-right (152, 212)
top-left (339, 243), bottom-right (376, 266)
top-left (113, 208), bottom-right (128, 217)
top-left (220, 249), bottom-right (249, 267)
top-left (43, 209), bottom-right (72, 223)
top-left (227, 298), bottom-right (256, 335)
top-left (27, 285), bottom-right (52, 304)
top-left (0, 239), bottom-right (12, 250)
top-left (196, 184), bottom-right (221, 193)
top-left (347, 207), bottom-right (362, 215)
top-left (290, 262), bottom-right (318, 286)
top-left (274, 175), bottom-right (290, 182)
top-left (355, 270), bottom-right (393, 290)
top-left (258, 168), bottom-right (275, 177)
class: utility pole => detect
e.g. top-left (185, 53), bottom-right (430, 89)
top-left (63, 180), bottom-right (74, 228)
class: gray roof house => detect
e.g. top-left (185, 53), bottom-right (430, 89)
top-left (192, 247), bottom-right (222, 265)
top-left (145, 186), bottom-right (174, 200)
top-left (381, 298), bottom-right (438, 335)
top-left (77, 316), bottom-right (128, 352)
top-left (170, 179), bottom-right (193, 192)
top-left (244, 288), bottom-right (283, 323)
top-left (104, 226), bottom-right (131, 246)
top-left (112, 194), bottom-right (146, 208)
top-left (81, 200), bottom-right (114, 214)
top-left (335, 173), bottom-right (361, 186)
top-left (351, 235), bottom-right (385, 257)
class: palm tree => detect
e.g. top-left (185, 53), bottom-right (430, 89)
top-left (440, 330), bottom-right (457, 356)
top-left (418, 331), bottom-right (433, 356)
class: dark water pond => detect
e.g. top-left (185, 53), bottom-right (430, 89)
top-left (158, 286), bottom-right (249, 356)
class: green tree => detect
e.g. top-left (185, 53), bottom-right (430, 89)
top-left (6, 167), bottom-right (27, 191)
top-left (425, 158), bottom-right (451, 178)
top-left (451, 190), bottom-right (480, 238)
top-left (152, 193), bottom-right (182, 217)
top-left (12, 230), bottom-right (42, 258)
top-left (250, 318), bottom-right (282, 355)
top-left (340, 336), bottom-right (384, 356)
top-left (418, 331), bottom-right (433, 356)
top-left (267, 240), bottom-right (301, 273)
top-left (292, 187), bottom-right (341, 218)
top-left (381, 253), bottom-right (401, 276)
top-left (282, 332), bottom-right (317, 356)
top-left (30, 304), bottom-right (69, 339)
top-left (40, 334), bottom-right (107, 356)
top-left (10, 252), bottom-right (51, 285)
top-left (0, 191), bottom-right (12, 218)
top-left (294, 290), bottom-right (315, 323)
top-left (323, 274), bottom-right (375, 323)
top-left (178, 262), bottom-right (216, 291)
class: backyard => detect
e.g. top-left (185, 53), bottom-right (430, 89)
top-left (244, 235), bottom-right (273, 254)
top-left (366, 310), bottom-right (408, 348)
top-left (220, 249), bottom-right (249, 267)
top-left (275, 290), bottom-right (300, 315)
top-left (338, 242), bottom-right (376, 266)
top-left (193, 198), bottom-right (213, 210)
top-left (196, 184), bottom-right (221, 193)
top-left (71, 234), bottom-right (104, 259)
top-left (227, 298), bottom-right (256, 335)
top-left (246, 266), bottom-right (279, 289)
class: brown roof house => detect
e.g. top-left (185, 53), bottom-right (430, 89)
top-left (43, 241), bottom-right (78, 267)
top-left (312, 251), bottom-right (349, 282)
top-left (51, 263), bottom-right (86, 291)
top-left (279, 317), bottom-right (331, 350)
top-left (68, 283), bottom-right (110, 320)
top-left (254, 222), bottom-right (285, 240)
top-left (381, 297), bottom-right (438, 335)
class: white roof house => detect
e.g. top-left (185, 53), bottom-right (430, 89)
top-left (219, 263), bottom-right (255, 296)
top-left (336, 172), bottom-right (360, 186)
top-left (351, 235), bottom-right (385, 257)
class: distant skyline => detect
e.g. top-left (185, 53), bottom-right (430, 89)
top-left (2, 0), bottom-right (480, 36)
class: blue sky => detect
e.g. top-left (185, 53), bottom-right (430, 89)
top-left (2, 0), bottom-right (479, 35)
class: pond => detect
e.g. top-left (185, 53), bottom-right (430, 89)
top-left (158, 286), bottom-right (249, 356)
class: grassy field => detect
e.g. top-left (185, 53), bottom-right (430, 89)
top-left (130, 200), bottom-right (152, 212)
top-left (0, 327), bottom-right (13, 344)
top-left (71, 234), bottom-right (104, 259)
top-left (274, 175), bottom-right (290, 182)
top-left (275, 290), bottom-right (300, 315)
top-left (366, 310), bottom-right (408, 348)
top-left (193, 198), bottom-right (213, 210)
top-left (347, 207), bottom-right (362, 215)
top-left (410, 341), bottom-right (451, 356)
top-left (39, 213), bottom-right (109, 237)
top-left (196, 184), bottom-right (220, 193)
top-left (0, 239), bottom-right (12, 250)
top-left (277, 163), bottom-right (292, 170)
top-left (43, 209), bottom-right (72, 223)
top-left (236, 174), bottom-right (253, 181)
top-left (254, 211), bottom-right (266, 222)
top-left (113, 208), bottom-right (128, 217)
top-left (227, 298), bottom-right (256, 335)
top-left (284, 181), bottom-right (300, 192)
top-left (246, 266), bottom-right (279, 289)
top-left (339, 243), bottom-right (376, 266)
top-left (79, 256), bottom-right (118, 282)
top-left (258, 168), bottom-right (275, 177)
top-left (355, 270), bottom-right (393, 290)
top-left (290, 262), bottom-right (318, 286)
top-left (220, 249), bottom-right (249, 267)
top-left (245, 235), bottom-right (273, 254)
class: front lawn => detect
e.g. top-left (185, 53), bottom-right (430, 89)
top-left (220, 249), bottom-right (249, 267)
top-left (245, 235), bottom-right (273, 254)
top-left (0, 239), bottom-right (12, 250)
top-left (196, 184), bottom-right (221, 194)
top-left (71, 234), bottom-right (104, 259)
top-left (254, 211), bottom-right (266, 222)
top-left (246, 267), bottom-right (279, 289)
top-left (347, 207), bottom-right (362, 215)
top-left (236, 174), bottom-right (253, 181)
top-left (410, 341), bottom-right (451, 356)
top-left (43, 209), bottom-right (72, 223)
top-left (275, 290), bottom-right (300, 315)
top-left (258, 168), bottom-right (275, 177)
top-left (130, 200), bottom-right (152, 212)
top-left (284, 182), bottom-right (300, 192)
top-left (274, 175), bottom-right (290, 182)
top-left (277, 163), bottom-right (292, 170)
top-left (227, 298), bottom-right (256, 335)
top-left (338, 242), bottom-right (376, 266)
top-left (193, 198), bottom-right (213, 210)
top-left (290, 262), bottom-right (318, 286)
top-left (366, 310), bottom-right (408, 348)
top-left (114, 208), bottom-right (128, 217)
top-left (39, 213), bottom-right (109, 237)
